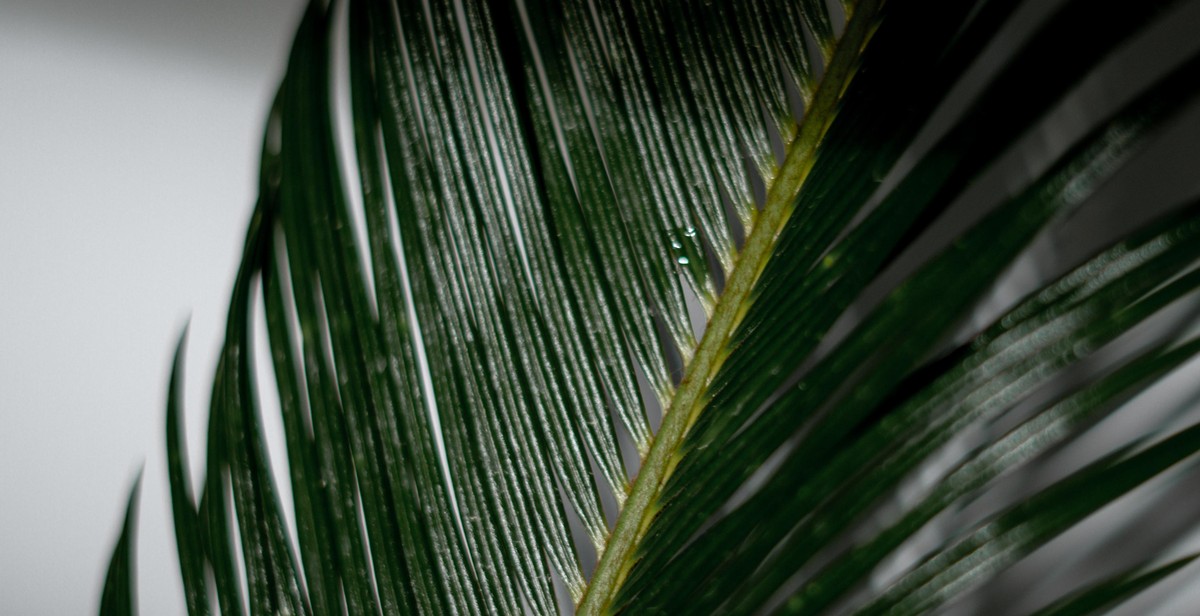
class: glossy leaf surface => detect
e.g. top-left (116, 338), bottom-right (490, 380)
top-left (104, 0), bottom-right (1200, 614)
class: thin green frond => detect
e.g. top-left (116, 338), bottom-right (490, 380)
top-left (1029, 554), bottom-right (1199, 616)
top-left (100, 471), bottom-right (142, 616)
top-left (165, 327), bottom-right (211, 616)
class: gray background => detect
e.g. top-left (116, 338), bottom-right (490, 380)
top-left (1, 1), bottom-right (302, 613)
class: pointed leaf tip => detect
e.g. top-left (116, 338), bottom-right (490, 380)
top-left (100, 469), bottom-right (143, 616)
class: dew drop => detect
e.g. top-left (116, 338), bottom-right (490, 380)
top-left (669, 225), bottom-right (708, 288)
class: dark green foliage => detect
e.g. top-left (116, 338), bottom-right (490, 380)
top-left (102, 0), bottom-right (1200, 613)
top-left (99, 472), bottom-right (141, 616)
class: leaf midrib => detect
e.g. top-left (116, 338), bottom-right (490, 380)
top-left (575, 2), bottom-right (884, 613)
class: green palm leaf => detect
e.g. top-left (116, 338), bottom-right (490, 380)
top-left (101, 0), bottom-right (1200, 613)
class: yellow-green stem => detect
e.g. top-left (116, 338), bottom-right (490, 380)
top-left (575, 2), bottom-right (885, 613)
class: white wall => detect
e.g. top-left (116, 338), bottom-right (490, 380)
top-left (0, 1), bottom-right (303, 613)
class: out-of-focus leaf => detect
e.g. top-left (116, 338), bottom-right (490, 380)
top-left (850, 417), bottom-right (1200, 616)
top-left (1029, 554), bottom-right (1199, 616)
top-left (99, 471), bottom-right (141, 616)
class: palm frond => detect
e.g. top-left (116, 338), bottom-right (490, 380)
top-left (102, 0), bottom-right (1200, 614)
